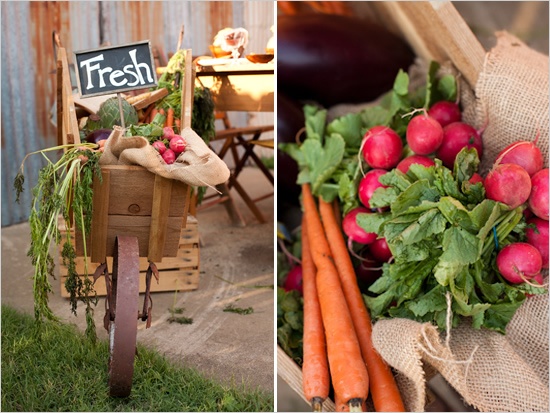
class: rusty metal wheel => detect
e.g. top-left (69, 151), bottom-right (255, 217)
top-left (108, 235), bottom-right (140, 397)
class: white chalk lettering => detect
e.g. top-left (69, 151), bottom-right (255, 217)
top-left (79, 54), bottom-right (104, 89)
top-left (77, 45), bottom-right (155, 93)
top-left (123, 64), bottom-right (140, 87)
top-left (98, 66), bottom-right (113, 88)
top-left (129, 49), bottom-right (154, 84)
top-left (109, 69), bottom-right (127, 87)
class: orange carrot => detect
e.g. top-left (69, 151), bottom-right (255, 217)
top-left (149, 107), bottom-right (159, 123)
top-left (301, 214), bottom-right (330, 412)
top-left (166, 107), bottom-right (175, 128)
top-left (319, 199), bottom-right (405, 412)
top-left (302, 184), bottom-right (369, 411)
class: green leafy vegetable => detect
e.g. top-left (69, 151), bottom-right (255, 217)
top-left (359, 148), bottom-right (542, 333)
top-left (14, 144), bottom-right (101, 341)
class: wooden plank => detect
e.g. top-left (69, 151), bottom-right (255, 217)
top-left (375, 1), bottom-right (485, 88)
top-left (59, 245), bottom-right (199, 275)
top-left (181, 49), bottom-right (194, 128)
top-left (60, 268), bottom-right (199, 297)
top-left (148, 174), bottom-right (173, 262)
top-left (90, 169), bottom-right (110, 262)
top-left (96, 165), bottom-right (188, 217)
top-left (277, 346), bottom-right (336, 412)
top-left (130, 87), bottom-right (169, 110)
top-left (76, 215), bottom-right (183, 259)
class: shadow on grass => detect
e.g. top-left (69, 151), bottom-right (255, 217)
top-left (1, 305), bottom-right (273, 412)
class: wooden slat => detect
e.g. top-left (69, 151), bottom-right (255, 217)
top-left (130, 87), bottom-right (169, 110)
top-left (148, 174), bottom-right (173, 262)
top-left (59, 246), bottom-right (199, 275)
top-left (277, 346), bottom-right (336, 412)
top-left (374, 1), bottom-right (485, 88)
top-left (60, 268), bottom-right (199, 297)
top-left (90, 169), bottom-right (110, 262)
top-left (181, 49), bottom-right (194, 128)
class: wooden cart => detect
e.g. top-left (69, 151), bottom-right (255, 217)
top-left (57, 40), bottom-right (194, 397)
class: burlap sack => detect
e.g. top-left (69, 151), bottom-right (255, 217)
top-left (100, 126), bottom-right (230, 187)
top-left (371, 32), bottom-right (549, 412)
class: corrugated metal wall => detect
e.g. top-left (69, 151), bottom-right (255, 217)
top-left (1, 1), bottom-right (274, 227)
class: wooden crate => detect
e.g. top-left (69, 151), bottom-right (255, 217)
top-left (58, 215), bottom-right (200, 297)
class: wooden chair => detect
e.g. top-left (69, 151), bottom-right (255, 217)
top-left (200, 111), bottom-right (274, 224)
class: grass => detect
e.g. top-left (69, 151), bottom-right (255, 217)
top-left (1, 305), bottom-right (273, 412)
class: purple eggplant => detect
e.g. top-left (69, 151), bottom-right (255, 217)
top-left (85, 128), bottom-right (112, 144)
top-left (278, 13), bottom-right (415, 107)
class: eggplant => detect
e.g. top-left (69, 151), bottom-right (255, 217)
top-left (277, 93), bottom-right (304, 208)
top-left (278, 13), bottom-right (415, 107)
top-left (85, 128), bottom-right (112, 144)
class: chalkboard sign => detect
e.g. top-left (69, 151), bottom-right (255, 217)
top-left (74, 40), bottom-right (157, 97)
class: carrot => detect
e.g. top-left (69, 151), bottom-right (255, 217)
top-left (300, 214), bottom-right (330, 412)
top-left (166, 107), bottom-right (175, 128)
top-left (302, 184), bottom-right (369, 411)
top-left (319, 199), bottom-right (405, 412)
top-left (149, 107), bottom-right (159, 124)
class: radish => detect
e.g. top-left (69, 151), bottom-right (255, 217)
top-left (428, 100), bottom-right (462, 128)
top-left (494, 140), bottom-right (543, 177)
top-left (284, 265), bottom-right (303, 295)
top-left (525, 217), bottom-right (549, 268)
top-left (343, 207), bottom-right (377, 244)
top-left (151, 140), bottom-right (167, 155)
top-left (169, 136), bottom-right (187, 154)
top-left (163, 126), bottom-right (175, 140)
top-left (358, 169), bottom-right (387, 209)
top-left (436, 122), bottom-right (483, 169)
top-left (162, 148), bottom-right (176, 164)
top-left (528, 168), bottom-right (549, 220)
top-left (496, 242), bottom-right (542, 284)
top-left (469, 172), bottom-right (484, 185)
top-left (406, 113), bottom-right (444, 155)
top-left (369, 237), bottom-right (393, 262)
top-left (361, 125), bottom-right (403, 170)
top-left (485, 163), bottom-right (531, 209)
top-left (355, 250), bottom-right (383, 288)
top-left (396, 154), bottom-right (435, 174)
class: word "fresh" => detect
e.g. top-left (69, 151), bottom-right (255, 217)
top-left (79, 49), bottom-right (154, 90)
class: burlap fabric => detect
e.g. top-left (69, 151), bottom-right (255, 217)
top-left (371, 32), bottom-right (549, 412)
top-left (100, 126), bottom-right (230, 187)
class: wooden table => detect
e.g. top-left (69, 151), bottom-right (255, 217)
top-left (195, 59), bottom-right (274, 112)
top-left (195, 58), bottom-right (275, 224)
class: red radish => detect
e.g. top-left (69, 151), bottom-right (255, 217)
top-left (162, 148), bottom-right (176, 164)
top-left (525, 217), bottom-right (549, 268)
top-left (436, 122), bottom-right (483, 169)
top-left (163, 126), bottom-right (175, 140)
top-left (396, 154), bottom-right (435, 174)
top-left (485, 163), bottom-right (531, 209)
top-left (342, 207), bottom-right (377, 245)
top-left (361, 125), bottom-right (403, 170)
top-left (152, 140), bottom-right (167, 155)
top-left (406, 113), bottom-right (444, 155)
top-left (428, 100), bottom-right (462, 127)
top-left (528, 168), bottom-right (549, 220)
top-left (496, 242), bottom-right (542, 284)
top-left (369, 237), bottom-right (393, 262)
top-left (355, 250), bottom-right (383, 288)
top-left (494, 140), bottom-right (543, 177)
top-left (358, 169), bottom-right (387, 209)
top-left (284, 265), bottom-right (303, 295)
top-left (169, 136), bottom-right (187, 154)
top-left (469, 173), bottom-right (484, 185)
